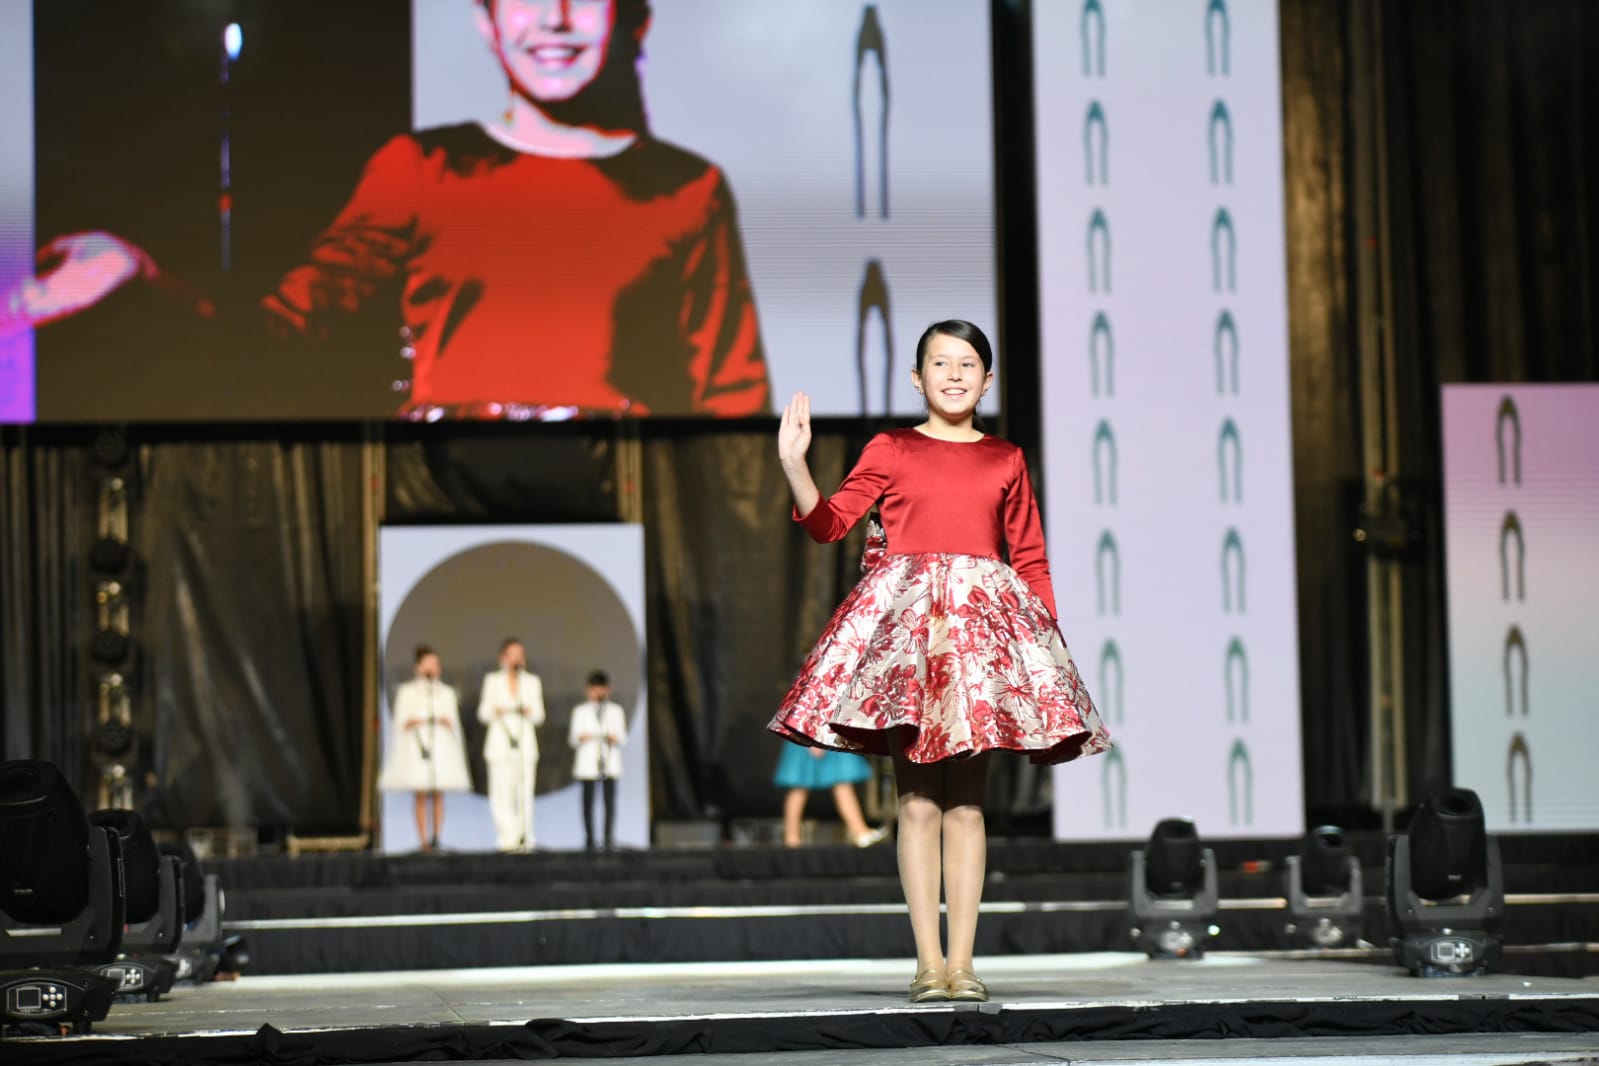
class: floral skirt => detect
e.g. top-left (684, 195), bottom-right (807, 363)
top-left (769, 553), bottom-right (1113, 765)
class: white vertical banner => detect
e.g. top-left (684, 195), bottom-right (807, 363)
top-left (377, 524), bottom-right (649, 852)
top-left (1442, 385), bottom-right (1599, 831)
top-left (1037, 0), bottom-right (1303, 839)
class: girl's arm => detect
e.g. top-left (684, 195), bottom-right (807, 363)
top-left (1003, 449), bottom-right (1060, 619)
top-left (260, 134), bottom-right (422, 337)
top-left (777, 392), bottom-right (894, 541)
top-left (777, 392), bottom-right (821, 517)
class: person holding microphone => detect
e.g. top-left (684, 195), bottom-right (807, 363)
top-left (379, 645), bottom-right (472, 851)
top-left (478, 638), bottom-right (546, 852)
top-left (568, 669), bottom-right (627, 852)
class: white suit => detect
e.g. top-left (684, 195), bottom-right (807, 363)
top-left (478, 667), bottom-right (546, 850)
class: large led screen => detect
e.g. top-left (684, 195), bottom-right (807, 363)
top-left (1036, 0), bottom-right (1304, 840)
top-left (1442, 386), bottom-right (1599, 831)
top-left (0, 0), bottom-right (994, 423)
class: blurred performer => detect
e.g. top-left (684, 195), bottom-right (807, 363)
top-left (478, 638), bottom-right (546, 851)
top-left (379, 645), bottom-right (473, 851)
top-left (568, 669), bottom-right (627, 852)
top-left (6, 0), bottom-right (770, 419)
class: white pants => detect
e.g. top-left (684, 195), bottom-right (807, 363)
top-left (486, 757), bottom-right (537, 850)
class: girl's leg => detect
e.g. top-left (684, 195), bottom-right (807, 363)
top-left (889, 734), bottom-right (947, 973)
top-left (412, 792), bottom-right (430, 850)
top-left (832, 781), bottom-right (871, 839)
top-left (782, 788), bottom-right (808, 846)
top-left (430, 792), bottom-right (445, 845)
top-left (940, 753), bottom-right (992, 973)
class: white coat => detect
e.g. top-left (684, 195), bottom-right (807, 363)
top-left (568, 700), bottom-right (627, 781)
top-left (378, 678), bottom-right (472, 793)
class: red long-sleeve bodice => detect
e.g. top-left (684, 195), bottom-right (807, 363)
top-left (798, 428), bottom-right (1059, 618)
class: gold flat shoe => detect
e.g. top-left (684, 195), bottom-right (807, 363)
top-left (909, 967), bottom-right (949, 1002)
top-left (946, 968), bottom-right (988, 1002)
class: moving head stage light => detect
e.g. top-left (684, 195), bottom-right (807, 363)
top-left (1128, 818), bottom-right (1218, 959)
top-left (1284, 825), bottom-right (1364, 949)
top-left (89, 809), bottom-right (184, 1001)
top-left (1387, 788), bottom-right (1504, 977)
top-left (0, 760), bottom-right (121, 1033)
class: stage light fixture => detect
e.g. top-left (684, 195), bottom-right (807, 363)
top-left (1386, 788), bottom-right (1503, 977)
top-left (90, 582), bottom-right (132, 665)
top-left (90, 478), bottom-right (131, 576)
top-left (1127, 818), bottom-right (1219, 959)
top-left (158, 841), bottom-right (235, 983)
top-left (0, 761), bottom-right (124, 1033)
top-left (88, 810), bottom-right (182, 1001)
top-left (1283, 825), bottom-right (1363, 949)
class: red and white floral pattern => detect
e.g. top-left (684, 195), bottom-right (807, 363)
top-left (770, 551), bottom-right (1113, 765)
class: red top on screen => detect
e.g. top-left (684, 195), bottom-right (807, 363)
top-left (262, 124), bottom-right (771, 418)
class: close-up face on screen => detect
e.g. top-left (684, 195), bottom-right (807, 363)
top-left (1, 0), bottom-right (995, 424)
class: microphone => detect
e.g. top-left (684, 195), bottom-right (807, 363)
top-left (506, 662), bottom-right (522, 750)
top-left (415, 677), bottom-right (434, 760)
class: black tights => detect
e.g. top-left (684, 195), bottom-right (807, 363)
top-left (581, 778), bottom-right (617, 849)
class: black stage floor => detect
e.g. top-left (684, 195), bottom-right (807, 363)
top-left (5, 955), bottom-right (1599, 1064)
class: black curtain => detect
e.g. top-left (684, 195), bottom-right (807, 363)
top-left (136, 436), bottom-right (365, 833)
top-left (1278, 0), bottom-right (1368, 821)
top-left (0, 430), bottom-right (92, 791)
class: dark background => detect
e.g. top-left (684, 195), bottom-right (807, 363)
top-left (31, 0), bottom-right (414, 421)
top-left (4, 0), bottom-right (1597, 836)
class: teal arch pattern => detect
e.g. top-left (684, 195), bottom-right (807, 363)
top-left (1096, 530), bottom-right (1121, 616)
top-left (1206, 0), bottom-right (1230, 76)
top-left (1090, 313), bottom-right (1114, 396)
top-left (1085, 101), bottom-right (1109, 184)
top-left (1224, 637), bottom-right (1248, 724)
top-left (1214, 311), bottom-right (1238, 394)
top-left (1211, 208), bottom-right (1236, 292)
top-left (1099, 639), bottom-right (1124, 725)
top-left (1088, 209), bottom-right (1112, 293)
top-left (1221, 528), bottom-right (1245, 613)
top-left (1218, 418), bottom-right (1242, 503)
top-left (1093, 420), bottom-right (1117, 506)
top-left (1208, 100), bottom-right (1233, 185)
top-left (1228, 739), bottom-right (1252, 825)
top-left (1101, 745), bottom-right (1127, 829)
top-left (1081, 0), bottom-right (1106, 78)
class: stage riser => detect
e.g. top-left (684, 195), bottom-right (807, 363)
top-left (231, 903), bottom-right (1599, 976)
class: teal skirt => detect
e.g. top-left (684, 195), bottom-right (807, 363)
top-left (773, 742), bottom-right (873, 790)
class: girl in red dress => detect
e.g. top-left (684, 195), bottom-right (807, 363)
top-left (770, 319), bottom-right (1111, 1004)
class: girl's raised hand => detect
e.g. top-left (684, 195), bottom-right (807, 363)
top-left (777, 392), bottom-right (812, 466)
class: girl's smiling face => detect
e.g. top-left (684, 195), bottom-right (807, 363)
top-left (478, 0), bottom-right (619, 105)
top-left (913, 334), bottom-right (992, 422)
